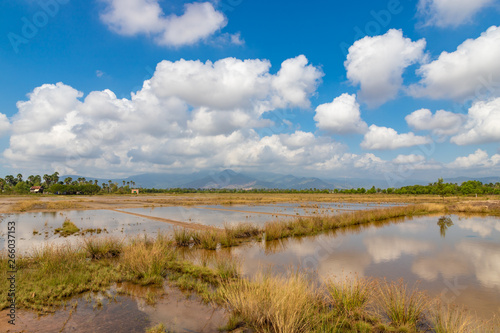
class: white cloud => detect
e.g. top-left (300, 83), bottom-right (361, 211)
top-left (410, 26), bottom-right (500, 101)
top-left (457, 240), bottom-right (500, 290)
top-left (345, 29), bottom-right (426, 107)
top-left (364, 236), bottom-right (433, 263)
top-left (405, 108), bottom-right (465, 136)
top-left (0, 113), bottom-right (10, 137)
top-left (361, 125), bottom-right (431, 150)
top-left (450, 97), bottom-right (500, 145)
top-left (458, 217), bottom-right (500, 237)
top-left (392, 154), bottom-right (425, 164)
top-left (148, 55), bottom-right (322, 111)
top-left (314, 93), bottom-right (368, 134)
top-left (418, 0), bottom-right (496, 28)
top-left (411, 251), bottom-right (470, 281)
top-left (3, 56), bottom-right (330, 176)
top-left (100, 0), bottom-right (228, 47)
top-left (447, 149), bottom-right (500, 169)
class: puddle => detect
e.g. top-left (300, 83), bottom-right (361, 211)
top-left (228, 214), bottom-right (500, 320)
top-left (0, 282), bottom-right (227, 333)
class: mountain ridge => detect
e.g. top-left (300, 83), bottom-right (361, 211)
top-left (60, 171), bottom-right (500, 190)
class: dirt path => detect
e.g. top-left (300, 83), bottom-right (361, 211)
top-left (110, 209), bottom-right (216, 231)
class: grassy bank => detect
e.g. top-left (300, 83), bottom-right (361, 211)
top-left (218, 272), bottom-right (497, 333)
top-left (1, 229), bottom-right (497, 332)
top-left (172, 204), bottom-right (444, 249)
top-left (0, 234), bottom-right (235, 313)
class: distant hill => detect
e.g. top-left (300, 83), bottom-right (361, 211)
top-left (60, 171), bottom-right (500, 190)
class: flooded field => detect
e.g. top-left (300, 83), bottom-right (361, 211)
top-left (0, 210), bottom-right (174, 252)
top-left (228, 214), bottom-right (500, 319)
top-left (2, 201), bottom-right (499, 331)
top-left (0, 282), bottom-right (226, 333)
top-left (0, 201), bottom-right (403, 251)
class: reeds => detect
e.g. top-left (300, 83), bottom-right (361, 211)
top-left (218, 272), bottom-right (318, 333)
top-left (430, 302), bottom-right (481, 333)
top-left (120, 234), bottom-right (177, 286)
top-left (83, 237), bottom-right (123, 259)
top-left (263, 204), bottom-right (442, 241)
top-left (376, 279), bottom-right (428, 328)
top-left (325, 274), bottom-right (374, 316)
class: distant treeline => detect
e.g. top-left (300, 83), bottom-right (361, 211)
top-left (1, 173), bottom-right (499, 196)
top-left (0, 172), bottom-right (135, 195)
top-left (141, 178), bottom-right (500, 196)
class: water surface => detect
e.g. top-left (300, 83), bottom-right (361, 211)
top-left (229, 214), bottom-right (500, 319)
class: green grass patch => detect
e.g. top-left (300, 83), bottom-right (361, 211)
top-left (54, 218), bottom-right (80, 237)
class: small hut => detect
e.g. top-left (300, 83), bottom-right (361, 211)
top-left (30, 186), bottom-right (42, 193)
top-left (131, 189), bottom-right (140, 194)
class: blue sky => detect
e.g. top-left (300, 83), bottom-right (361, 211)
top-left (0, 0), bottom-right (500, 185)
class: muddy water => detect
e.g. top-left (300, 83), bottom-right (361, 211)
top-left (0, 282), bottom-right (227, 333)
top-left (229, 215), bottom-right (500, 319)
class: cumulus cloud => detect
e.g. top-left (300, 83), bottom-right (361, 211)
top-left (457, 240), bottom-right (500, 290)
top-left (412, 251), bottom-right (471, 281)
top-left (345, 29), bottom-right (426, 107)
top-left (418, 0), bottom-right (496, 28)
top-left (392, 154), bottom-right (425, 164)
top-left (450, 97), bottom-right (500, 145)
top-left (361, 125), bottom-right (431, 150)
top-left (364, 236), bottom-right (433, 263)
top-left (447, 149), bottom-right (500, 169)
top-left (410, 26), bottom-right (500, 101)
top-left (100, 0), bottom-right (229, 46)
top-left (3, 56), bottom-right (331, 175)
top-left (458, 217), bottom-right (500, 237)
top-left (405, 108), bottom-right (465, 136)
top-left (314, 93), bottom-right (368, 134)
top-left (0, 113), bottom-right (10, 137)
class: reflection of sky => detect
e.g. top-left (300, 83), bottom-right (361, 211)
top-left (121, 206), bottom-right (283, 227)
top-left (0, 210), bottom-right (173, 253)
top-left (232, 214), bottom-right (500, 319)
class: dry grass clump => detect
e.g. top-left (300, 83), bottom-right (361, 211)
top-left (83, 237), bottom-right (123, 259)
top-left (325, 274), bottom-right (374, 317)
top-left (218, 272), bottom-right (318, 333)
top-left (121, 234), bottom-right (177, 285)
top-left (376, 279), bottom-right (428, 329)
top-left (430, 302), bottom-right (480, 333)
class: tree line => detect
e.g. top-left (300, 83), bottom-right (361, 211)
top-left (1, 173), bottom-right (499, 196)
top-left (0, 172), bottom-right (136, 195)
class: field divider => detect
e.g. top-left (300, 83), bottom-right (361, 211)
top-left (110, 209), bottom-right (216, 231)
top-left (195, 206), bottom-right (314, 218)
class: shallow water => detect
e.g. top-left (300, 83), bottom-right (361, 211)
top-left (0, 282), bottom-right (227, 333)
top-left (0, 210), bottom-right (173, 253)
top-left (229, 214), bottom-right (500, 319)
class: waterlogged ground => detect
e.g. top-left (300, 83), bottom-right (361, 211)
top-left (227, 214), bottom-right (500, 320)
top-left (0, 210), bottom-right (174, 252)
top-left (0, 201), bottom-right (400, 251)
top-left (0, 282), bottom-right (226, 333)
top-left (2, 202), bottom-right (499, 330)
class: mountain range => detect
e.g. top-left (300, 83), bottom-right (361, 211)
top-left (62, 170), bottom-right (500, 190)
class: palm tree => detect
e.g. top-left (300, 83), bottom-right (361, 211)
top-left (16, 173), bottom-right (23, 183)
top-left (64, 177), bottom-right (72, 185)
